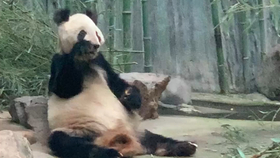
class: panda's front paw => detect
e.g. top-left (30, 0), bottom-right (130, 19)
top-left (121, 86), bottom-right (142, 110)
top-left (90, 148), bottom-right (122, 158)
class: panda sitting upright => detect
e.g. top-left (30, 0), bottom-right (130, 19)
top-left (47, 9), bottom-right (197, 158)
top-left (49, 9), bottom-right (142, 114)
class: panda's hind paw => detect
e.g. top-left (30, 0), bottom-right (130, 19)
top-left (170, 141), bottom-right (197, 157)
top-left (90, 148), bottom-right (122, 158)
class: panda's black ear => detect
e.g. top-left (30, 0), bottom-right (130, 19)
top-left (85, 10), bottom-right (98, 24)
top-left (53, 9), bottom-right (70, 25)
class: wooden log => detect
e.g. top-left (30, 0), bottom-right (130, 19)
top-left (120, 73), bottom-right (171, 120)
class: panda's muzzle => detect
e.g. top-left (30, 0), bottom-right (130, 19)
top-left (73, 34), bottom-right (100, 62)
top-left (75, 43), bottom-right (99, 61)
top-left (93, 44), bottom-right (99, 50)
top-left (77, 30), bottom-right (100, 52)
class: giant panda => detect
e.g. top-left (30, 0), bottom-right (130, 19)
top-left (47, 9), bottom-right (197, 158)
top-left (50, 9), bottom-right (142, 114)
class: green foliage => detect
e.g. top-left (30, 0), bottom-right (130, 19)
top-left (271, 138), bottom-right (280, 143)
top-left (0, 1), bottom-right (57, 107)
top-left (221, 124), bottom-right (256, 158)
top-left (213, 0), bottom-right (280, 35)
top-left (221, 124), bottom-right (248, 143)
top-left (222, 124), bottom-right (280, 158)
top-left (0, 0), bottom-right (136, 108)
top-left (237, 148), bottom-right (246, 158)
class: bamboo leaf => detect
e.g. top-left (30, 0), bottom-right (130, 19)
top-left (271, 138), bottom-right (280, 143)
top-left (237, 148), bottom-right (246, 158)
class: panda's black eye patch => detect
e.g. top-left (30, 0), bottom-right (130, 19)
top-left (77, 30), bottom-right (87, 41)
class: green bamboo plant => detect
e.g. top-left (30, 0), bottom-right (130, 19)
top-left (210, 0), bottom-right (228, 94)
top-left (142, 0), bottom-right (152, 72)
top-left (122, 0), bottom-right (132, 72)
top-left (107, 0), bottom-right (115, 64)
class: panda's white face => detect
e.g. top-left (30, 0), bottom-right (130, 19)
top-left (58, 13), bottom-right (105, 54)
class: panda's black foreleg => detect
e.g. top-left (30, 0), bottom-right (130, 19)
top-left (48, 52), bottom-right (84, 98)
top-left (118, 85), bottom-right (142, 113)
top-left (92, 53), bottom-right (142, 112)
top-left (48, 131), bottom-right (122, 158)
top-left (48, 37), bottom-right (99, 99)
top-left (140, 130), bottom-right (197, 157)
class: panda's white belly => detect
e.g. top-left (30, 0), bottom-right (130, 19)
top-left (48, 79), bottom-right (130, 133)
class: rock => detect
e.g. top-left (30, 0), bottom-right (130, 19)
top-left (120, 73), bottom-right (171, 120)
top-left (159, 102), bottom-right (202, 115)
top-left (9, 96), bottom-right (44, 128)
top-left (25, 98), bottom-right (50, 146)
top-left (159, 102), bottom-right (200, 113)
top-left (9, 96), bottom-right (33, 129)
top-left (0, 111), bottom-right (27, 131)
top-left (30, 143), bottom-right (51, 154)
top-left (0, 111), bottom-right (36, 144)
top-left (179, 104), bottom-right (201, 114)
top-left (32, 151), bottom-right (54, 158)
top-left (160, 76), bottom-right (192, 105)
top-left (244, 93), bottom-right (270, 102)
top-left (120, 73), bottom-right (170, 89)
top-left (9, 96), bottom-right (50, 145)
top-left (14, 130), bottom-right (37, 145)
top-left (0, 111), bottom-right (13, 119)
top-left (0, 130), bottom-right (33, 158)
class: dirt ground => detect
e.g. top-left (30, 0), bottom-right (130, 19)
top-left (137, 115), bottom-right (280, 158)
top-left (1, 111), bottom-right (280, 158)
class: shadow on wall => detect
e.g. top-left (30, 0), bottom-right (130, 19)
top-left (256, 44), bottom-right (280, 101)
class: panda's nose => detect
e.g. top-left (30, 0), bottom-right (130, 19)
top-left (94, 44), bottom-right (100, 50)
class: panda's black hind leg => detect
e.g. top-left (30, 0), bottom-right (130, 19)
top-left (48, 131), bottom-right (121, 158)
top-left (140, 130), bottom-right (197, 157)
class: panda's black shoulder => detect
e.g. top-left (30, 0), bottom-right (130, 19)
top-left (50, 53), bottom-right (66, 71)
top-left (51, 53), bottom-right (62, 62)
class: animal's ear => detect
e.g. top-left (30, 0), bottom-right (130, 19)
top-left (85, 10), bottom-right (98, 24)
top-left (77, 30), bottom-right (87, 41)
top-left (53, 9), bottom-right (70, 25)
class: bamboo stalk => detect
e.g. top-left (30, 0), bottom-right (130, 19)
top-left (112, 62), bottom-right (138, 66)
top-left (108, 0), bottom-right (115, 64)
top-left (65, 0), bottom-right (71, 9)
top-left (122, 0), bottom-right (132, 72)
top-left (258, 0), bottom-right (264, 60)
top-left (237, 4), bottom-right (250, 93)
top-left (92, 0), bottom-right (97, 10)
top-left (113, 0), bottom-right (124, 71)
top-left (43, 0), bottom-right (48, 13)
top-left (102, 49), bottom-right (144, 53)
top-left (142, 0), bottom-right (152, 72)
top-left (211, 0), bottom-right (228, 94)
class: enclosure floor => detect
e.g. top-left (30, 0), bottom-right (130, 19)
top-left (1, 111), bottom-right (280, 158)
top-left (137, 115), bottom-right (280, 158)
